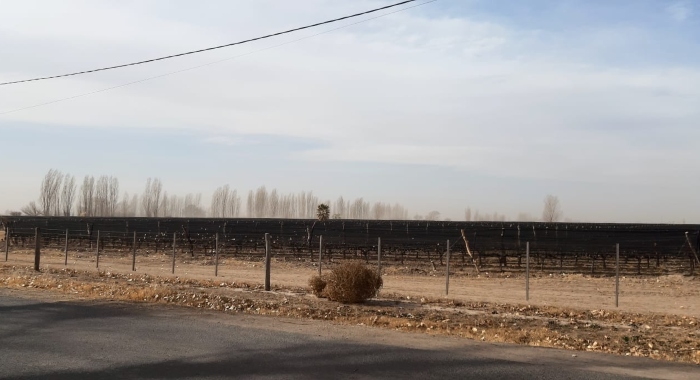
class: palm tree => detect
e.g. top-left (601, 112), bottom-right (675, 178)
top-left (316, 204), bottom-right (330, 222)
top-left (307, 203), bottom-right (330, 251)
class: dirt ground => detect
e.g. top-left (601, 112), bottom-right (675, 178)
top-left (4, 248), bottom-right (699, 318)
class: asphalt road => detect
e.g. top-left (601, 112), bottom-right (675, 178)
top-left (0, 290), bottom-right (697, 380)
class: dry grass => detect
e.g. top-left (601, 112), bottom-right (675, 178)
top-left (308, 274), bottom-right (328, 297)
top-left (323, 261), bottom-right (383, 303)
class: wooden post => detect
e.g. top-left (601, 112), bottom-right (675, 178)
top-left (95, 230), bottom-right (100, 268)
top-left (132, 231), bottom-right (137, 271)
top-left (34, 228), bottom-right (41, 271)
top-left (615, 243), bottom-right (620, 308)
top-left (445, 240), bottom-right (450, 295)
top-left (215, 233), bottom-right (219, 277)
top-left (265, 233), bottom-right (271, 291)
top-left (64, 229), bottom-right (69, 266)
top-left (377, 237), bottom-right (382, 278)
top-left (526, 242), bottom-right (530, 301)
top-left (318, 235), bottom-right (323, 276)
top-left (5, 226), bottom-right (10, 261)
top-left (171, 232), bottom-right (177, 274)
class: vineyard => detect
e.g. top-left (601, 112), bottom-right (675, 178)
top-left (2, 217), bottom-right (699, 276)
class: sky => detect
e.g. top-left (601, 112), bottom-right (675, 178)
top-left (1, 0), bottom-right (699, 223)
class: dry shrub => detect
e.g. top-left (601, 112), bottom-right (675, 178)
top-left (323, 261), bottom-right (382, 303)
top-left (309, 275), bottom-right (328, 297)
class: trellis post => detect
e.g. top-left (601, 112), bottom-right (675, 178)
top-left (5, 226), bottom-right (10, 261)
top-left (64, 229), bottom-right (69, 265)
top-left (215, 233), bottom-right (220, 277)
top-left (265, 233), bottom-right (271, 291)
top-left (318, 235), bottom-right (323, 276)
top-left (377, 237), bottom-right (382, 278)
top-left (95, 230), bottom-right (101, 268)
top-left (132, 231), bottom-right (137, 271)
top-left (171, 232), bottom-right (177, 274)
top-left (526, 242), bottom-right (530, 301)
top-left (445, 240), bottom-right (450, 295)
top-left (615, 243), bottom-right (620, 308)
top-left (34, 228), bottom-right (41, 271)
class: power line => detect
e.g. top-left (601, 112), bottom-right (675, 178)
top-left (0, 0), bottom-right (436, 116)
top-left (0, 0), bottom-right (419, 86)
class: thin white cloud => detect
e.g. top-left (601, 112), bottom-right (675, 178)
top-left (666, 1), bottom-right (692, 22)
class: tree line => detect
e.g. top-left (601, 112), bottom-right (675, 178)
top-left (12, 170), bottom-right (561, 222)
top-left (16, 169), bottom-right (410, 220)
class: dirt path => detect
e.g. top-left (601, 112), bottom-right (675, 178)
top-left (5, 249), bottom-right (699, 318)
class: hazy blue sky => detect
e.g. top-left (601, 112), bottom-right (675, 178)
top-left (1, 0), bottom-right (699, 222)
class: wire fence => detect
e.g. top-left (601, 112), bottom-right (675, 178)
top-left (2, 217), bottom-right (699, 276)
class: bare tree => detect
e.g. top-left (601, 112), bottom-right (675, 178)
top-left (371, 202), bottom-right (387, 220)
top-left (210, 188), bottom-right (222, 218)
top-left (349, 198), bottom-right (369, 219)
top-left (542, 194), bottom-right (563, 222)
top-left (333, 196), bottom-right (346, 219)
top-left (279, 194), bottom-right (295, 218)
top-left (304, 192), bottom-right (318, 218)
top-left (94, 176), bottom-right (109, 216)
top-left (141, 178), bottom-right (154, 216)
top-left (78, 175), bottom-right (95, 216)
top-left (160, 191), bottom-right (171, 217)
top-left (128, 194), bottom-right (140, 217)
top-left (517, 212), bottom-right (535, 222)
top-left (390, 203), bottom-right (408, 220)
top-left (464, 207), bottom-right (472, 221)
top-left (39, 169), bottom-right (63, 216)
top-left (61, 174), bottom-right (77, 216)
top-left (169, 195), bottom-right (184, 217)
top-left (211, 185), bottom-right (241, 218)
top-left (108, 177), bottom-right (119, 216)
top-left (117, 192), bottom-right (130, 217)
top-left (425, 211), bottom-right (441, 221)
top-left (141, 178), bottom-right (163, 217)
top-left (246, 191), bottom-right (254, 217)
top-left (183, 193), bottom-right (205, 217)
top-left (21, 201), bottom-right (42, 216)
top-left (268, 189), bottom-right (279, 218)
top-left (254, 186), bottom-right (268, 217)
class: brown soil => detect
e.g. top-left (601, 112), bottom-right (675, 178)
top-left (6, 248), bottom-right (697, 317)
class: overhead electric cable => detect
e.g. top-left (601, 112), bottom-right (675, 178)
top-left (0, 0), bottom-right (436, 116)
top-left (0, 0), bottom-right (417, 86)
